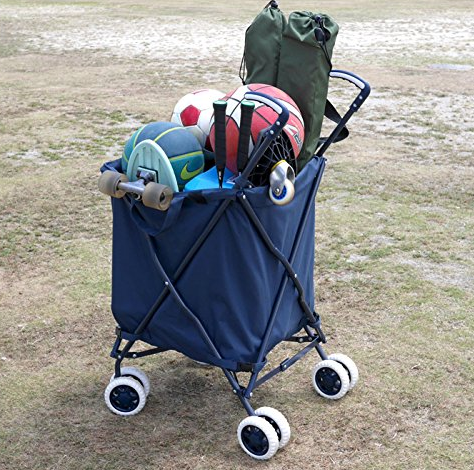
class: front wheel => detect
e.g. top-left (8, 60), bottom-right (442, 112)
top-left (110, 366), bottom-right (151, 397)
top-left (255, 407), bottom-right (291, 449)
top-left (237, 415), bottom-right (279, 460)
top-left (104, 376), bottom-right (146, 416)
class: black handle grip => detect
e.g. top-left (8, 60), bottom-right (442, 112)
top-left (316, 70), bottom-right (371, 157)
top-left (213, 100), bottom-right (227, 188)
top-left (237, 100), bottom-right (255, 173)
top-left (329, 69), bottom-right (371, 95)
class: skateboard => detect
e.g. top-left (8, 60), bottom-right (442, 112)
top-left (99, 140), bottom-right (177, 211)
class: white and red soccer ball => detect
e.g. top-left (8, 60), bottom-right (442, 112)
top-left (171, 89), bottom-right (224, 148)
top-left (209, 84), bottom-right (305, 175)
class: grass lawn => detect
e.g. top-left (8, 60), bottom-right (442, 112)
top-left (0, 1), bottom-right (473, 468)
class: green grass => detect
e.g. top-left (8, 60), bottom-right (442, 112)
top-left (0, 0), bottom-right (473, 469)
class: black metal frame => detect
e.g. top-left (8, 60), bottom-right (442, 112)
top-left (108, 70), bottom-right (371, 417)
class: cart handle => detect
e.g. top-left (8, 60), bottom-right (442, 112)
top-left (330, 69), bottom-right (371, 98)
top-left (243, 91), bottom-right (290, 136)
top-left (316, 70), bottom-right (371, 157)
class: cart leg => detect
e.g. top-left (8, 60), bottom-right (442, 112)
top-left (314, 341), bottom-right (329, 361)
top-left (304, 318), bottom-right (329, 361)
top-left (237, 393), bottom-right (256, 417)
top-left (113, 339), bottom-right (135, 378)
top-left (222, 368), bottom-right (256, 416)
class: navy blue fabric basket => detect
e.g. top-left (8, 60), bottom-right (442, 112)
top-left (102, 156), bottom-right (325, 372)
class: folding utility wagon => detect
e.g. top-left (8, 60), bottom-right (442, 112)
top-left (100, 70), bottom-right (370, 460)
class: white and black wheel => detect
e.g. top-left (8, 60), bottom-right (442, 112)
top-left (312, 359), bottom-right (350, 400)
top-left (269, 179), bottom-right (295, 206)
top-left (104, 376), bottom-right (146, 416)
top-left (327, 353), bottom-right (359, 391)
top-left (237, 415), bottom-right (279, 460)
top-left (255, 407), bottom-right (291, 449)
top-left (110, 366), bottom-right (151, 397)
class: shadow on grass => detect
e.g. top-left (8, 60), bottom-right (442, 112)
top-left (10, 355), bottom-right (268, 469)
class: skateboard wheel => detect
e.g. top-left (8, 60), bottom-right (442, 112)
top-left (269, 179), bottom-right (295, 206)
top-left (98, 171), bottom-right (128, 198)
top-left (142, 182), bottom-right (173, 211)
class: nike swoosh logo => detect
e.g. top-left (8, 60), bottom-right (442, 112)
top-left (181, 162), bottom-right (203, 181)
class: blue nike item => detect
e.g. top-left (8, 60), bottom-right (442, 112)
top-left (183, 166), bottom-right (234, 191)
top-left (121, 121), bottom-right (204, 190)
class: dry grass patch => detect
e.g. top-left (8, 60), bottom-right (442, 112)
top-left (1, 0), bottom-right (473, 469)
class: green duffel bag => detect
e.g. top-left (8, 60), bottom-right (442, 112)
top-left (239, 1), bottom-right (286, 85)
top-left (277, 12), bottom-right (339, 169)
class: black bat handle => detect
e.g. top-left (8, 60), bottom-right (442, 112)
top-left (213, 100), bottom-right (227, 188)
top-left (237, 100), bottom-right (255, 174)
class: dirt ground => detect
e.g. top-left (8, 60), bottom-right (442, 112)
top-left (0, 1), bottom-right (473, 469)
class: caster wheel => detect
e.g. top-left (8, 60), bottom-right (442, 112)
top-left (269, 179), bottom-right (295, 206)
top-left (98, 170), bottom-right (128, 198)
top-left (237, 415), bottom-right (279, 460)
top-left (142, 182), bottom-right (173, 211)
top-left (104, 376), bottom-right (146, 416)
top-left (312, 359), bottom-right (350, 400)
top-left (110, 366), bottom-right (151, 397)
top-left (327, 353), bottom-right (359, 391)
top-left (255, 407), bottom-right (291, 449)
